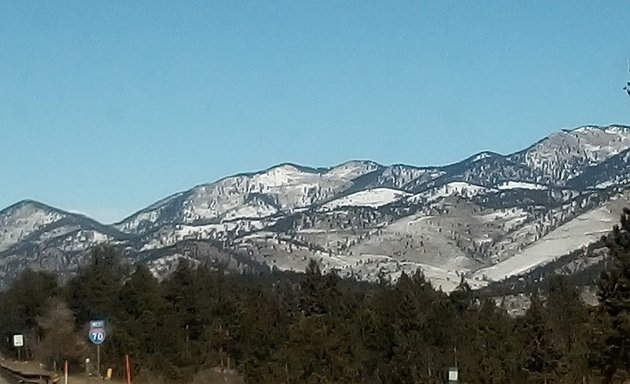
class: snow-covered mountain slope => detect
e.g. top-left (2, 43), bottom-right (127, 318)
top-left (510, 125), bottom-right (630, 182)
top-left (408, 181), bottom-right (496, 204)
top-left (0, 200), bottom-right (67, 252)
top-left (2, 124), bottom-right (630, 290)
top-left (345, 164), bottom-right (442, 192)
top-left (567, 148), bottom-right (630, 190)
top-left (0, 200), bottom-right (125, 252)
top-left (0, 200), bottom-right (128, 286)
top-left (115, 162), bottom-right (380, 234)
top-left (472, 200), bottom-right (624, 282)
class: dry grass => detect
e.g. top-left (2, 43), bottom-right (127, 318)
top-left (65, 376), bottom-right (126, 384)
top-left (0, 358), bottom-right (49, 375)
top-left (191, 367), bottom-right (245, 384)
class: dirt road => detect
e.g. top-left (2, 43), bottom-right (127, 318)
top-left (0, 373), bottom-right (13, 384)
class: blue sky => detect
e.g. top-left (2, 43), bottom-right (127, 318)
top-left (1, 1), bottom-right (629, 223)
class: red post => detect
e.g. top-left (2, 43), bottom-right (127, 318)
top-left (125, 354), bottom-right (132, 384)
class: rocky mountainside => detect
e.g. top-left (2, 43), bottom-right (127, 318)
top-left (2, 124), bottom-right (630, 290)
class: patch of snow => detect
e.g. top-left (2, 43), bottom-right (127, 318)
top-left (479, 208), bottom-right (528, 222)
top-left (409, 182), bottom-right (494, 203)
top-left (594, 181), bottom-right (615, 189)
top-left (472, 152), bottom-right (493, 162)
top-left (58, 230), bottom-right (113, 252)
top-left (321, 188), bottom-right (410, 210)
top-left (325, 161), bottom-right (379, 179)
top-left (139, 220), bottom-right (270, 251)
top-left (115, 209), bottom-right (163, 233)
top-left (496, 181), bottom-right (547, 190)
top-left (146, 254), bottom-right (201, 279)
top-left (222, 202), bottom-right (278, 220)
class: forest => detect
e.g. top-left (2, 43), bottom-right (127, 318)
top-left (2, 210), bottom-right (630, 383)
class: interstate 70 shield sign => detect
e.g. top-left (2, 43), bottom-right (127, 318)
top-left (89, 320), bottom-right (106, 345)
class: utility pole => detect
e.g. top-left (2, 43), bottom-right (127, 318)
top-left (448, 346), bottom-right (459, 383)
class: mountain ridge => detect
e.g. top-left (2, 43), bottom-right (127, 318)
top-left (2, 124), bottom-right (630, 290)
top-left (10, 124), bottom-right (628, 224)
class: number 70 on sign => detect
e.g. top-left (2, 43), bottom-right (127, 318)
top-left (90, 332), bottom-right (105, 343)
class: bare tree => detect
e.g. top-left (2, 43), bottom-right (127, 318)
top-left (35, 298), bottom-right (89, 371)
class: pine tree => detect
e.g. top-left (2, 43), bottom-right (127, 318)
top-left (596, 208), bottom-right (630, 383)
top-left (298, 259), bottom-right (340, 317)
top-left (66, 245), bottom-right (126, 325)
top-left (520, 292), bottom-right (561, 383)
top-left (115, 265), bottom-right (165, 373)
top-left (0, 269), bottom-right (58, 357)
top-left (545, 275), bottom-right (590, 381)
top-left (0, 269), bottom-right (58, 330)
top-left (160, 260), bottom-right (207, 378)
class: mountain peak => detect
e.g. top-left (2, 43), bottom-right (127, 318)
top-left (325, 160), bottom-right (381, 178)
top-left (0, 199), bottom-right (70, 253)
top-left (1, 199), bottom-right (61, 215)
top-left (467, 151), bottom-right (503, 163)
top-left (264, 163), bottom-right (321, 174)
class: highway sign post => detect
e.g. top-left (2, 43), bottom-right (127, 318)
top-left (13, 334), bottom-right (23, 361)
top-left (88, 320), bottom-right (106, 376)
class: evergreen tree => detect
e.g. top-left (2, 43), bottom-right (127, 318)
top-left (596, 208), bottom-right (630, 383)
top-left (545, 275), bottom-right (591, 382)
top-left (4, 240), bottom-right (620, 383)
top-left (298, 259), bottom-right (340, 316)
top-left (460, 299), bottom-right (522, 384)
top-left (379, 271), bottom-right (442, 384)
top-left (66, 245), bottom-right (126, 325)
top-left (114, 265), bottom-right (165, 374)
top-left (0, 269), bottom-right (58, 356)
top-left (160, 260), bottom-right (207, 379)
top-left (520, 292), bottom-right (561, 383)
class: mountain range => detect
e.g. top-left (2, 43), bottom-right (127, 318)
top-left (3, 124), bottom-right (630, 291)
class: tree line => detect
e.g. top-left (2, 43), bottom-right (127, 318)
top-left (2, 210), bottom-right (630, 383)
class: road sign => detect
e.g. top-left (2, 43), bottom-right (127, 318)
top-left (448, 367), bottom-right (458, 383)
top-left (89, 320), bottom-right (106, 345)
top-left (12, 334), bottom-right (23, 347)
